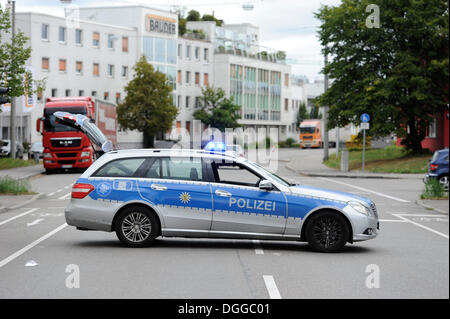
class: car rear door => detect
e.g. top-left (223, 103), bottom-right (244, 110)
top-left (137, 156), bottom-right (213, 232)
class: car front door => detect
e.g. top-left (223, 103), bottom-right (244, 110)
top-left (206, 159), bottom-right (287, 235)
top-left (137, 156), bottom-right (213, 233)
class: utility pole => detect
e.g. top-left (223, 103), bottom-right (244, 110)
top-left (8, 0), bottom-right (16, 159)
top-left (323, 53), bottom-right (329, 161)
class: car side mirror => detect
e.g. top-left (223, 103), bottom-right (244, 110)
top-left (259, 180), bottom-right (273, 191)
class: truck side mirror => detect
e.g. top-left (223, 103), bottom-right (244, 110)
top-left (36, 118), bottom-right (44, 134)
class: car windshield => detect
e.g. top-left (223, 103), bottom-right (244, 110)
top-left (245, 161), bottom-right (294, 187)
top-left (300, 127), bottom-right (316, 134)
top-left (44, 106), bottom-right (87, 132)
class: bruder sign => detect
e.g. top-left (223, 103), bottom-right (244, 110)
top-left (145, 14), bottom-right (177, 35)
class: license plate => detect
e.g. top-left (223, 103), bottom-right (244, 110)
top-left (61, 165), bottom-right (72, 168)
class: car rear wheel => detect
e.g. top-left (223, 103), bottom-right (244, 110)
top-left (305, 211), bottom-right (350, 253)
top-left (439, 175), bottom-right (449, 191)
top-left (115, 206), bottom-right (159, 248)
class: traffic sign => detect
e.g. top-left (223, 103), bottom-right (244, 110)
top-left (361, 122), bottom-right (370, 130)
top-left (361, 113), bottom-right (370, 123)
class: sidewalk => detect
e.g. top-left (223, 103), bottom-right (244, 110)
top-left (0, 164), bottom-right (45, 213)
top-left (0, 164), bottom-right (44, 180)
top-left (416, 199), bottom-right (449, 215)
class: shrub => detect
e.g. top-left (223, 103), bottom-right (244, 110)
top-left (0, 176), bottom-right (32, 194)
top-left (421, 178), bottom-right (447, 199)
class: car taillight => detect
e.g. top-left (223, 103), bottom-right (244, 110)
top-left (430, 164), bottom-right (439, 171)
top-left (72, 183), bottom-right (95, 199)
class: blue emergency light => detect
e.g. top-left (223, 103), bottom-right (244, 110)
top-left (204, 141), bottom-right (226, 152)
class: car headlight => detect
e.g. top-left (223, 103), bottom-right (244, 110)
top-left (43, 152), bottom-right (52, 158)
top-left (348, 201), bottom-right (373, 217)
top-left (80, 151), bottom-right (91, 157)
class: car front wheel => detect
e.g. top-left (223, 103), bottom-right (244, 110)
top-left (115, 206), bottom-right (159, 247)
top-left (305, 211), bottom-right (350, 253)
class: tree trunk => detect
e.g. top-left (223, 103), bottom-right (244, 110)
top-left (401, 119), bottom-right (424, 154)
top-left (143, 131), bottom-right (154, 148)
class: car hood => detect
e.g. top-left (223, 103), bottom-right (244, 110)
top-left (289, 184), bottom-right (372, 206)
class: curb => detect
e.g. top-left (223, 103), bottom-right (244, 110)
top-left (415, 199), bottom-right (449, 215)
top-left (0, 193), bottom-right (46, 214)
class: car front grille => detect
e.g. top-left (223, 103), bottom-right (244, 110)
top-left (56, 153), bottom-right (77, 158)
top-left (50, 138), bottom-right (81, 148)
top-left (370, 202), bottom-right (378, 217)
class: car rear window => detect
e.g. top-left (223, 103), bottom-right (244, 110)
top-left (93, 158), bottom-right (147, 178)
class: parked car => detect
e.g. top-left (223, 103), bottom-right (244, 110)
top-left (424, 148), bottom-right (449, 191)
top-left (29, 141), bottom-right (44, 159)
top-left (0, 139), bottom-right (24, 159)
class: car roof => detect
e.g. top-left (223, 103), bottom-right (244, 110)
top-left (105, 148), bottom-right (240, 160)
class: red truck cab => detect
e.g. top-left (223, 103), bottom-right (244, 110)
top-left (37, 97), bottom-right (96, 174)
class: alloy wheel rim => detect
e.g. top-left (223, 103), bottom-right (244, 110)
top-left (439, 176), bottom-right (449, 190)
top-left (312, 217), bottom-right (343, 248)
top-left (122, 212), bottom-right (152, 242)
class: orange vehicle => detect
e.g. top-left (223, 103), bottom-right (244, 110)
top-left (299, 120), bottom-right (323, 148)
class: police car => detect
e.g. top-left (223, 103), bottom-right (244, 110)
top-left (57, 113), bottom-right (379, 253)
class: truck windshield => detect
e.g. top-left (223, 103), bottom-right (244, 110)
top-left (44, 107), bottom-right (87, 132)
top-left (300, 127), bottom-right (316, 134)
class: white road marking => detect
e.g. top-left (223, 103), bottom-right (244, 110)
top-left (27, 219), bottom-right (44, 227)
top-left (25, 260), bottom-right (38, 267)
top-left (379, 219), bottom-right (407, 223)
top-left (263, 275), bottom-right (282, 299)
top-left (0, 223), bottom-right (68, 269)
top-left (318, 177), bottom-right (410, 203)
top-left (56, 189), bottom-right (63, 193)
top-left (252, 240), bottom-right (264, 255)
top-left (392, 214), bottom-right (449, 239)
top-left (0, 208), bottom-right (39, 226)
top-left (64, 186), bottom-right (70, 189)
top-left (47, 192), bottom-right (55, 197)
top-left (58, 192), bottom-right (71, 200)
top-left (390, 213), bottom-right (447, 217)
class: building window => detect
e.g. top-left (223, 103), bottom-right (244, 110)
top-left (51, 88), bottom-right (57, 97)
top-left (177, 95), bottom-right (181, 108)
top-left (104, 92), bottom-right (109, 100)
top-left (108, 34), bottom-right (114, 49)
top-left (186, 96), bottom-right (190, 108)
top-left (155, 38), bottom-right (166, 63)
top-left (195, 47), bottom-right (200, 60)
top-left (203, 73), bottom-right (209, 86)
top-left (284, 74), bottom-right (289, 86)
top-left (78, 90), bottom-right (84, 97)
top-left (186, 121), bottom-right (191, 133)
top-left (285, 98), bottom-right (289, 111)
top-left (186, 45), bottom-right (191, 59)
top-left (41, 24), bottom-right (49, 40)
top-left (91, 91), bottom-right (97, 97)
top-left (195, 72), bottom-right (200, 85)
top-left (195, 96), bottom-right (201, 108)
top-left (59, 26), bottom-right (66, 43)
top-left (59, 59), bottom-right (66, 72)
top-left (121, 66), bottom-right (128, 78)
top-left (427, 117), bottom-right (437, 138)
top-left (41, 57), bottom-right (49, 71)
top-left (186, 71), bottom-right (191, 84)
top-left (116, 93), bottom-right (121, 104)
top-left (93, 63), bottom-right (99, 77)
top-left (93, 32), bottom-right (100, 47)
top-left (177, 70), bottom-right (182, 84)
top-left (204, 48), bottom-right (209, 61)
top-left (176, 121), bottom-right (181, 132)
top-left (178, 44), bottom-right (182, 58)
top-left (76, 61), bottom-right (82, 74)
top-left (122, 36), bottom-right (128, 52)
top-left (107, 64), bottom-right (114, 77)
top-left (75, 29), bottom-right (83, 45)
top-left (65, 89), bottom-right (71, 97)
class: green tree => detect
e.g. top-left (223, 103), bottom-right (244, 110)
top-left (296, 101), bottom-right (309, 127)
top-left (0, 4), bottom-right (32, 111)
top-left (201, 14), bottom-right (223, 26)
top-left (193, 86), bottom-right (241, 131)
top-left (186, 10), bottom-right (201, 21)
top-left (316, 0), bottom-right (449, 153)
top-left (117, 56), bottom-right (178, 148)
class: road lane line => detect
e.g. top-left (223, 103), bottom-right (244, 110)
top-left (318, 177), bottom-right (410, 203)
top-left (56, 189), bottom-right (63, 193)
top-left (263, 275), bottom-right (282, 299)
top-left (0, 208), bottom-right (39, 226)
top-left (0, 223), bottom-right (68, 269)
top-left (379, 219), bottom-right (407, 222)
top-left (252, 240), bottom-right (264, 254)
top-left (392, 214), bottom-right (449, 239)
top-left (27, 219), bottom-right (44, 227)
top-left (58, 192), bottom-right (71, 200)
top-left (47, 192), bottom-right (55, 197)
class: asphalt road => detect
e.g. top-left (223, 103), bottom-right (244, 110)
top-left (0, 149), bottom-right (448, 298)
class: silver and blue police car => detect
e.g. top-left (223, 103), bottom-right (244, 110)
top-left (56, 112), bottom-right (379, 253)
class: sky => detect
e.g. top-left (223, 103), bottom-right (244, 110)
top-left (2, 0), bottom-right (342, 81)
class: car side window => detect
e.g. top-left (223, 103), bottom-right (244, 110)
top-left (145, 157), bottom-right (203, 181)
top-left (211, 160), bottom-right (261, 187)
top-left (93, 158), bottom-right (147, 177)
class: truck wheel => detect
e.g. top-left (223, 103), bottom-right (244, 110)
top-left (305, 211), bottom-right (350, 253)
top-left (45, 169), bottom-right (54, 175)
top-left (115, 206), bottom-right (160, 248)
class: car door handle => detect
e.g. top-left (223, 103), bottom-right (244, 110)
top-left (215, 189), bottom-right (232, 197)
top-left (151, 184), bottom-right (167, 191)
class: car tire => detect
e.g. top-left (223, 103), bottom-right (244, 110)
top-left (305, 211), bottom-right (350, 253)
top-left (115, 206), bottom-right (160, 248)
top-left (438, 175), bottom-right (449, 191)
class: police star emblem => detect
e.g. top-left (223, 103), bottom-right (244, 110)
top-left (179, 192), bottom-right (191, 204)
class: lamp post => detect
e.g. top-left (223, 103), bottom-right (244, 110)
top-left (323, 52), bottom-right (329, 161)
top-left (8, 0), bottom-right (16, 159)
